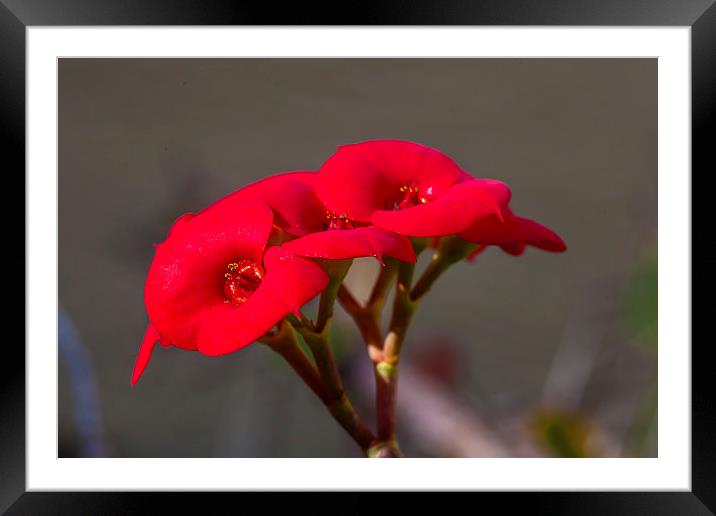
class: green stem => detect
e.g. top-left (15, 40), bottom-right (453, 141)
top-left (337, 285), bottom-right (385, 363)
top-left (263, 321), bottom-right (376, 452)
top-left (410, 237), bottom-right (478, 301)
top-left (295, 322), bottom-right (377, 451)
top-left (383, 261), bottom-right (417, 364)
top-left (409, 257), bottom-right (450, 301)
top-left (336, 240), bottom-right (471, 455)
top-left (376, 260), bottom-right (417, 443)
top-left (315, 259), bottom-right (352, 333)
top-left (368, 258), bottom-right (399, 309)
top-left (337, 284), bottom-right (362, 316)
top-left (372, 238), bottom-right (474, 447)
top-left (299, 324), bottom-right (345, 402)
top-left (286, 310), bottom-right (315, 331)
top-left (259, 321), bottom-right (330, 405)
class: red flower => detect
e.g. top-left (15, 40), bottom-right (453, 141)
top-left (220, 172), bottom-right (325, 237)
top-left (282, 225), bottom-right (414, 264)
top-left (132, 200), bottom-right (329, 385)
top-left (223, 171), bottom-right (416, 264)
top-left (314, 140), bottom-right (511, 237)
top-left (459, 207), bottom-right (566, 257)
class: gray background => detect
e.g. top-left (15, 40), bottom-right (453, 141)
top-left (58, 58), bottom-right (656, 458)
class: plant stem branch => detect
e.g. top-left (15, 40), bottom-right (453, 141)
top-left (337, 284), bottom-right (363, 318)
top-left (295, 322), bottom-right (376, 451)
top-left (315, 259), bottom-right (352, 333)
top-left (259, 321), bottom-right (329, 404)
top-left (375, 260), bottom-right (417, 444)
top-left (298, 324), bottom-right (345, 402)
top-left (337, 285), bottom-right (385, 363)
top-left (410, 237), bottom-right (478, 301)
top-left (263, 321), bottom-right (376, 452)
top-left (286, 310), bottom-right (315, 331)
top-left (372, 238), bottom-right (475, 449)
top-left (368, 258), bottom-right (399, 308)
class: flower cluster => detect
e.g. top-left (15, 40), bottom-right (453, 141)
top-left (132, 139), bottom-right (565, 386)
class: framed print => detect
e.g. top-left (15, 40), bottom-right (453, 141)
top-left (2, 0), bottom-right (711, 513)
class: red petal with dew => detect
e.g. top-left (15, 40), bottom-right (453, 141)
top-left (459, 208), bottom-right (566, 253)
top-left (371, 179), bottom-right (511, 237)
top-left (220, 172), bottom-right (326, 236)
top-left (132, 325), bottom-right (159, 385)
top-left (315, 140), bottom-right (465, 221)
top-left (196, 247), bottom-right (329, 356)
top-left (282, 226), bottom-right (416, 264)
top-left (144, 201), bottom-right (274, 349)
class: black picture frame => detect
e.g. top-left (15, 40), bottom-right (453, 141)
top-left (2, 1), bottom-right (710, 513)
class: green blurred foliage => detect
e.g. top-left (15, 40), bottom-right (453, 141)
top-left (618, 249), bottom-right (659, 457)
top-left (623, 251), bottom-right (658, 352)
top-left (530, 407), bottom-right (602, 458)
top-left (624, 384), bottom-right (657, 457)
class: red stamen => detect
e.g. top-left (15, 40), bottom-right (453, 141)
top-left (326, 211), bottom-right (355, 230)
top-left (223, 260), bottom-right (264, 306)
top-left (393, 180), bottom-right (430, 210)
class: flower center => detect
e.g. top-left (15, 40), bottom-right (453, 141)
top-left (325, 211), bottom-right (355, 230)
top-left (394, 180), bottom-right (430, 210)
top-left (223, 260), bottom-right (264, 306)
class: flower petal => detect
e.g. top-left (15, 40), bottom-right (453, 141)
top-left (144, 201), bottom-right (274, 349)
top-left (197, 247), bottom-right (329, 356)
top-left (132, 325), bottom-right (159, 385)
top-left (459, 208), bottom-right (566, 253)
top-left (466, 245), bottom-right (489, 262)
top-left (371, 179), bottom-right (511, 237)
top-left (220, 172), bottom-right (326, 235)
top-left (316, 140), bottom-right (465, 221)
top-left (282, 226), bottom-right (416, 263)
top-left (500, 243), bottom-right (527, 256)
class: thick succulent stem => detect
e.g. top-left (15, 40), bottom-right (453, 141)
top-left (410, 237), bottom-right (478, 301)
top-left (372, 238), bottom-right (475, 450)
top-left (263, 321), bottom-right (376, 452)
top-left (375, 260), bottom-right (417, 444)
top-left (315, 259), bottom-right (352, 333)
top-left (337, 285), bottom-right (385, 363)
top-left (259, 321), bottom-right (330, 404)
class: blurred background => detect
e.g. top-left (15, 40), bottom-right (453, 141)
top-left (58, 58), bottom-right (656, 458)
